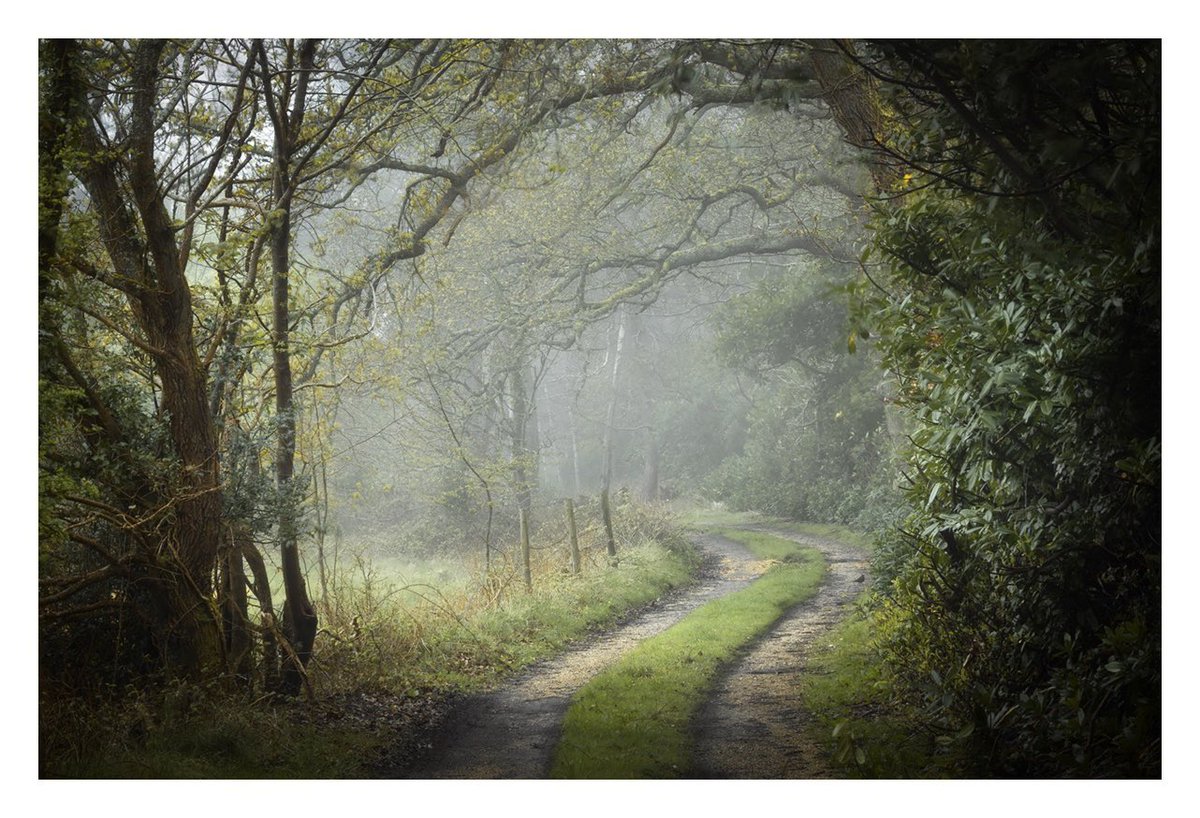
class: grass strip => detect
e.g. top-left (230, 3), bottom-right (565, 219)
top-left (673, 501), bottom-right (872, 553)
top-left (767, 520), bottom-right (874, 553)
top-left (550, 529), bottom-right (824, 778)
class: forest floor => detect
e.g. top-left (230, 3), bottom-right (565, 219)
top-left (371, 524), bottom-right (869, 779)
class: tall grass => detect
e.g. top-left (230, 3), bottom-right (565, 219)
top-left (308, 536), bottom-right (698, 696)
top-left (306, 500), bottom-right (698, 695)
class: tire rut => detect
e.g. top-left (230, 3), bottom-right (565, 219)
top-left (388, 531), bottom-right (772, 779)
top-left (690, 526), bottom-right (870, 778)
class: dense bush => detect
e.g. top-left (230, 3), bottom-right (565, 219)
top-left (858, 41), bottom-right (1160, 776)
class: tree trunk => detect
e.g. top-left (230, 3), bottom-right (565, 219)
top-left (600, 308), bottom-right (627, 496)
top-left (520, 507), bottom-right (532, 591)
top-left (220, 526), bottom-right (254, 684)
top-left (567, 394), bottom-right (582, 499)
top-left (600, 488), bottom-right (617, 566)
top-left (38, 39), bottom-right (77, 300)
top-left (68, 39), bottom-right (223, 677)
top-left (259, 38), bottom-right (320, 696)
top-left (806, 39), bottom-right (895, 190)
top-left (315, 459), bottom-right (331, 606)
top-left (528, 368), bottom-right (543, 496)
top-left (509, 361), bottom-right (534, 523)
top-left (240, 540), bottom-right (280, 691)
top-left (270, 191), bottom-right (317, 697)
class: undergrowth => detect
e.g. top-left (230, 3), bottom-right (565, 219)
top-left (41, 501), bottom-right (698, 778)
top-left (41, 679), bottom-right (381, 778)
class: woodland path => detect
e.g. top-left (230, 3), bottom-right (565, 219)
top-left (385, 526), bottom-right (866, 779)
top-left (691, 526), bottom-right (870, 778)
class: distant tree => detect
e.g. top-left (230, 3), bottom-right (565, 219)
top-left (708, 259), bottom-right (892, 525)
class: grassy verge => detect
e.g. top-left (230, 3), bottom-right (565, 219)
top-left (550, 529), bottom-right (823, 778)
top-left (310, 536), bottom-right (700, 696)
top-left (799, 600), bottom-right (961, 778)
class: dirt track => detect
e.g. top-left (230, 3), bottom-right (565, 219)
top-left (385, 525), bottom-right (868, 779)
top-left (690, 526), bottom-right (870, 778)
top-left (392, 531), bottom-right (771, 778)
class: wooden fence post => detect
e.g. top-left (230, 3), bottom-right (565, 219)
top-left (565, 498), bottom-right (581, 574)
top-left (600, 488), bottom-right (617, 566)
top-left (520, 507), bottom-right (532, 591)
